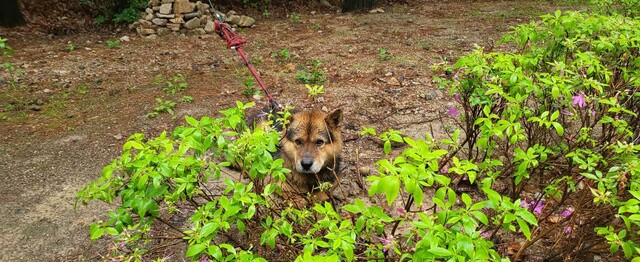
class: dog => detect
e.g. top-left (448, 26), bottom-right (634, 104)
top-left (277, 109), bottom-right (343, 206)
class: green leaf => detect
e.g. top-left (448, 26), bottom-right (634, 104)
top-left (186, 243), bottom-right (207, 257)
top-left (428, 247), bottom-right (453, 257)
top-left (105, 227), bottom-right (119, 236)
top-left (472, 211), bottom-right (489, 225)
top-left (208, 245), bottom-right (222, 260)
top-left (517, 218), bottom-right (532, 240)
top-left (383, 176), bottom-right (400, 205)
top-left (89, 224), bottom-right (105, 240)
top-left (517, 209), bottom-right (539, 226)
top-left (123, 140), bottom-right (144, 150)
top-left (461, 193), bottom-right (472, 209)
top-left (201, 222), bottom-right (217, 238)
top-left (383, 141), bottom-right (391, 155)
top-left (344, 246), bottom-right (354, 262)
top-left (185, 116), bottom-right (199, 127)
top-left (552, 122), bottom-right (564, 136)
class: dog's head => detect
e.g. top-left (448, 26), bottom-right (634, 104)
top-left (281, 109), bottom-right (343, 174)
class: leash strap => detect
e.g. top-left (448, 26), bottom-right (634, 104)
top-left (213, 19), bottom-right (283, 111)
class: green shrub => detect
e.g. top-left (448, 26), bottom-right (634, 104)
top-left (435, 10), bottom-right (640, 260)
top-left (78, 0), bottom-right (146, 24)
top-left (77, 8), bottom-right (640, 262)
top-left (591, 0), bottom-right (640, 17)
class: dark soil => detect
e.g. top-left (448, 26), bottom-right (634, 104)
top-left (0, 0), bottom-right (590, 260)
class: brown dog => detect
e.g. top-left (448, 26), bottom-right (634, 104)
top-left (278, 109), bottom-right (343, 206)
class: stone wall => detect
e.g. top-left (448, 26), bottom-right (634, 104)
top-left (133, 0), bottom-right (256, 38)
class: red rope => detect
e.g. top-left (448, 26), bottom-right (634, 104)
top-left (214, 20), bottom-right (282, 110)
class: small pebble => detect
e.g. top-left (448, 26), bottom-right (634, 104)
top-left (359, 166), bottom-right (371, 176)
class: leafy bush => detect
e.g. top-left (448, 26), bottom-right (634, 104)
top-left (78, 0), bottom-right (146, 24)
top-left (591, 0), bottom-right (640, 17)
top-left (77, 7), bottom-right (640, 262)
top-left (77, 101), bottom-right (286, 260)
top-left (435, 10), bottom-right (640, 260)
top-left (78, 100), bottom-right (533, 261)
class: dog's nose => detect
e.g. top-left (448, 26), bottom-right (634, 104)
top-left (300, 159), bottom-right (313, 171)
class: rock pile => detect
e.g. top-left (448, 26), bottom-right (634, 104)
top-left (133, 0), bottom-right (256, 37)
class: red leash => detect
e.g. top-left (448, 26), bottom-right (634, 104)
top-left (214, 19), bottom-right (282, 111)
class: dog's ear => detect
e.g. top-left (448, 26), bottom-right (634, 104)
top-left (325, 109), bottom-right (342, 128)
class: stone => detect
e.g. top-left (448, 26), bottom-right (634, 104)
top-left (152, 18), bottom-right (167, 26)
top-left (145, 34), bottom-right (159, 40)
top-left (145, 8), bottom-right (153, 14)
top-left (161, 0), bottom-right (174, 3)
top-left (195, 1), bottom-right (209, 12)
top-left (156, 13), bottom-right (175, 19)
top-left (225, 14), bottom-right (240, 24)
top-left (369, 8), bottom-right (384, 13)
top-left (204, 20), bottom-right (215, 33)
top-left (184, 17), bottom-right (202, 29)
top-left (149, 0), bottom-right (160, 6)
top-left (166, 23), bottom-right (181, 31)
top-left (184, 11), bottom-right (200, 20)
top-left (157, 27), bottom-right (172, 36)
top-left (138, 19), bottom-right (153, 27)
top-left (189, 28), bottom-right (206, 35)
top-left (140, 28), bottom-right (156, 36)
top-left (119, 35), bottom-right (130, 42)
top-left (144, 13), bottom-right (154, 21)
top-left (236, 15), bottom-right (255, 27)
top-left (159, 3), bottom-right (172, 14)
top-left (169, 17), bottom-right (184, 24)
top-left (359, 166), bottom-right (371, 176)
top-left (173, 0), bottom-right (194, 14)
top-left (387, 77), bottom-right (400, 86)
top-left (152, 6), bottom-right (160, 12)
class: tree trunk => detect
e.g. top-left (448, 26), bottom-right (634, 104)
top-left (0, 0), bottom-right (26, 27)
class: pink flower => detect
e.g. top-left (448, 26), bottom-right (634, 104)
top-left (572, 92), bottom-right (587, 108)
top-left (564, 226), bottom-right (573, 234)
top-left (200, 255), bottom-right (209, 262)
top-left (453, 93), bottom-right (460, 102)
top-left (447, 107), bottom-right (459, 118)
top-left (533, 202), bottom-right (545, 215)
top-left (520, 199), bottom-right (544, 215)
top-left (379, 235), bottom-right (395, 252)
top-left (396, 207), bottom-right (406, 216)
top-left (439, 166), bottom-right (449, 174)
top-left (560, 208), bottom-right (574, 218)
top-left (480, 232), bottom-right (490, 239)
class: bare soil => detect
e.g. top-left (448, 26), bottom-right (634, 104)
top-left (0, 1), bottom-right (587, 260)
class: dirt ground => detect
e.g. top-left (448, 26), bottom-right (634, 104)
top-left (0, 1), bottom-right (586, 260)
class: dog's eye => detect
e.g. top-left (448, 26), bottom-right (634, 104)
top-left (315, 140), bottom-right (324, 147)
top-left (294, 139), bottom-right (303, 146)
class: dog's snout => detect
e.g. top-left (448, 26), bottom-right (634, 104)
top-left (300, 159), bottom-right (314, 171)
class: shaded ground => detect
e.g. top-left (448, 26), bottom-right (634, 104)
top-left (0, 1), bottom-right (587, 260)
